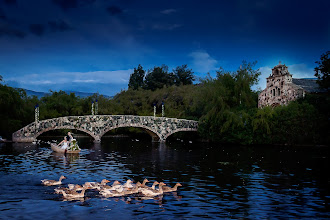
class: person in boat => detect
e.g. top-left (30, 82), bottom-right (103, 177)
top-left (67, 132), bottom-right (74, 143)
top-left (57, 136), bottom-right (68, 150)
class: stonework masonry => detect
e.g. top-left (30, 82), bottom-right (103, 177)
top-left (12, 115), bottom-right (199, 143)
top-left (258, 63), bottom-right (310, 108)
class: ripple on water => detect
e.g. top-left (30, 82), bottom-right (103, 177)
top-left (0, 141), bottom-right (329, 219)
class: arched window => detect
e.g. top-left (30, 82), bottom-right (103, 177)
top-left (278, 88), bottom-right (281, 96)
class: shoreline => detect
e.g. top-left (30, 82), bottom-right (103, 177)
top-left (7, 136), bottom-right (328, 148)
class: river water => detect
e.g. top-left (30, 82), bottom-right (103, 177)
top-left (0, 137), bottom-right (329, 219)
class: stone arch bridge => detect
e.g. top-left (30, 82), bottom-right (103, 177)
top-left (12, 115), bottom-right (198, 143)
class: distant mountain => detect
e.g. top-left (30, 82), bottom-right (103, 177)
top-left (24, 89), bottom-right (50, 98)
top-left (64, 90), bottom-right (112, 98)
top-left (23, 89), bottom-right (112, 99)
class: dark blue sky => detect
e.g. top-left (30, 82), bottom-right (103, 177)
top-left (0, 0), bottom-right (329, 95)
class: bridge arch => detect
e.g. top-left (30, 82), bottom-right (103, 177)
top-left (162, 128), bottom-right (199, 141)
top-left (12, 115), bottom-right (198, 143)
top-left (101, 125), bottom-right (161, 142)
top-left (35, 126), bottom-right (98, 141)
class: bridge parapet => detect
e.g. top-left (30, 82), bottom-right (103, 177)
top-left (12, 115), bottom-right (198, 143)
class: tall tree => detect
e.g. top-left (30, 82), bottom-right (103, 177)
top-left (128, 64), bottom-right (145, 90)
top-left (193, 61), bottom-right (260, 143)
top-left (314, 51), bottom-right (330, 91)
top-left (39, 91), bottom-right (83, 119)
top-left (143, 65), bottom-right (175, 91)
top-left (173, 64), bottom-right (195, 85)
top-left (233, 61), bottom-right (260, 108)
top-left (0, 84), bottom-right (28, 137)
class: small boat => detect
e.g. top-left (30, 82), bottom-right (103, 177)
top-left (51, 143), bottom-right (81, 154)
top-left (0, 136), bottom-right (11, 143)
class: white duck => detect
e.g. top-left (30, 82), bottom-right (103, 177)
top-left (122, 179), bottom-right (134, 189)
top-left (100, 182), bottom-right (141, 197)
top-left (135, 178), bottom-right (149, 188)
top-left (99, 189), bottom-right (121, 198)
top-left (85, 179), bottom-right (110, 190)
top-left (121, 182), bottom-right (141, 195)
top-left (60, 185), bottom-right (91, 199)
top-left (100, 180), bottom-right (121, 190)
top-left (100, 183), bottom-right (125, 195)
top-left (41, 175), bottom-right (66, 186)
top-left (162, 183), bottom-right (182, 192)
top-left (140, 182), bottom-right (166, 197)
top-left (67, 182), bottom-right (93, 191)
top-left (110, 179), bottom-right (134, 192)
top-left (67, 184), bottom-right (82, 191)
top-left (99, 181), bottom-right (122, 195)
top-left (139, 181), bottom-right (159, 191)
top-left (54, 184), bottom-right (76, 194)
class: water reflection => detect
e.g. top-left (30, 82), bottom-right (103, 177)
top-left (0, 139), bottom-right (329, 219)
top-left (51, 152), bottom-right (80, 165)
top-left (12, 142), bottom-right (38, 154)
top-left (62, 197), bottom-right (88, 202)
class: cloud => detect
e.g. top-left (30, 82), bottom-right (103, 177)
top-left (106, 5), bottom-right (123, 15)
top-left (287, 63), bottom-right (315, 78)
top-left (29, 24), bottom-right (45, 36)
top-left (6, 69), bottom-right (133, 94)
top-left (152, 23), bottom-right (182, 31)
top-left (28, 80), bottom-right (54, 85)
top-left (254, 63), bottom-right (315, 91)
top-left (28, 70), bottom-right (131, 84)
top-left (52, 0), bottom-right (78, 10)
top-left (0, 8), bottom-right (6, 20)
top-left (48, 20), bottom-right (73, 32)
top-left (52, 0), bottom-right (97, 10)
top-left (189, 50), bottom-right (218, 73)
top-left (254, 66), bottom-right (271, 90)
top-left (73, 79), bottom-right (98, 83)
top-left (161, 9), bottom-right (177, 15)
top-left (0, 23), bottom-right (26, 38)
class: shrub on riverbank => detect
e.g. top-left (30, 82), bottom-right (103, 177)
top-left (0, 83), bottom-right (37, 138)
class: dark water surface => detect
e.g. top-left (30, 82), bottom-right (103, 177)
top-left (0, 137), bottom-right (329, 219)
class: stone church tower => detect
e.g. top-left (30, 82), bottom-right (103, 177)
top-left (258, 62), bottom-right (306, 108)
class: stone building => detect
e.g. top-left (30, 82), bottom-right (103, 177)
top-left (258, 62), bottom-right (321, 108)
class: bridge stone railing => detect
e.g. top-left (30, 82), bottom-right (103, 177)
top-left (12, 115), bottom-right (198, 143)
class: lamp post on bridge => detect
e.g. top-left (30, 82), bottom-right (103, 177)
top-left (91, 101), bottom-right (94, 115)
top-left (153, 103), bottom-right (156, 117)
top-left (162, 101), bottom-right (165, 117)
top-left (95, 99), bottom-right (98, 115)
top-left (35, 104), bottom-right (39, 127)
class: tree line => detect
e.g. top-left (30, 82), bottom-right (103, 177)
top-left (128, 64), bottom-right (194, 91)
top-left (0, 52), bottom-right (329, 145)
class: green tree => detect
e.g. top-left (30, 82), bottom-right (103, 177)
top-left (233, 61), bottom-right (260, 108)
top-left (39, 91), bottom-right (83, 119)
top-left (173, 64), bottom-right (195, 85)
top-left (252, 107), bottom-right (274, 143)
top-left (314, 51), bottom-right (330, 91)
top-left (143, 65), bottom-right (175, 91)
top-left (128, 64), bottom-right (145, 90)
top-left (193, 61), bottom-right (260, 143)
top-left (252, 107), bottom-right (273, 134)
top-left (271, 101), bottom-right (320, 145)
top-left (0, 83), bottom-right (28, 138)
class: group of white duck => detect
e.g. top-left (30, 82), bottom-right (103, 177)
top-left (41, 175), bottom-right (182, 200)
